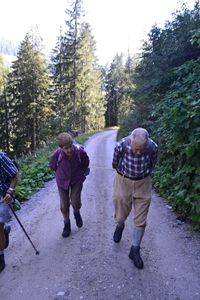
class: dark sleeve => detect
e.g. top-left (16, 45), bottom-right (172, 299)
top-left (0, 153), bottom-right (18, 177)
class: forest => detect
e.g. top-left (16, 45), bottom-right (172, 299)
top-left (0, 0), bottom-right (200, 228)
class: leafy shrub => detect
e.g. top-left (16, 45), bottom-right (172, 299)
top-left (15, 141), bottom-right (56, 200)
top-left (153, 58), bottom-right (200, 229)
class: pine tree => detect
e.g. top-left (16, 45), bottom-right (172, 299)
top-left (0, 54), bottom-right (9, 152)
top-left (51, 0), bottom-right (84, 132)
top-left (6, 32), bottom-right (51, 155)
top-left (105, 54), bottom-right (130, 126)
top-left (50, 30), bottom-right (69, 133)
top-left (51, 0), bottom-right (105, 133)
top-left (75, 22), bottom-right (105, 131)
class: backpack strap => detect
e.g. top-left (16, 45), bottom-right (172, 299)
top-left (56, 149), bottom-right (63, 167)
top-left (122, 136), bottom-right (130, 156)
top-left (147, 138), bottom-right (155, 169)
top-left (117, 136), bottom-right (131, 169)
top-left (75, 144), bottom-right (90, 176)
top-left (74, 144), bottom-right (82, 165)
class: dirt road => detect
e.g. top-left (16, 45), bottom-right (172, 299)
top-left (0, 130), bottom-right (200, 300)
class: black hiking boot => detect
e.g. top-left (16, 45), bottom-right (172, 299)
top-left (113, 224), bottom-right (125, 243)
top-left (4, 225), bottom-right (11, 249)
top-left (0, 254), bottom-right (5, 272)
top-left (62, 220), bottom-right (71, 238)
top-left (74, 212), bottom-right (83, 228)
top-left (129, 246), bottom-right (144, 269)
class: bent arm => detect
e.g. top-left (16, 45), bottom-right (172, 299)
top-left (49, 149), bottom-right (60, 171)
top-left (3, 172), bottom-right (19, 203)
top-left (112, 142), bottom-right (123, 170)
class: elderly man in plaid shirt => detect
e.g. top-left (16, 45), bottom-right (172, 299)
top-left (0, 152), bottom-right (19, 272)
top-left (112, 128), bottom-right (158, 269)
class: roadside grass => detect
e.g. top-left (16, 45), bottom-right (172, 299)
top-left (15, 141), bottom-right (56, 201)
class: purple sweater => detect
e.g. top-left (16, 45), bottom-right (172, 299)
top-left (49, 145), bottom-right (89, 190)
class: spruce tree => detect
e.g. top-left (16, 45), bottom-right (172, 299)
top-left (51, 0), bottom-right (105, 133)
top-left (0, 54), bottom-right (9, 152)
top-left (6, 32), bottom-right (51, 155)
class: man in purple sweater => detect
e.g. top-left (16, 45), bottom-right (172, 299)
top-left (49, 133), bottom-right (90, 238)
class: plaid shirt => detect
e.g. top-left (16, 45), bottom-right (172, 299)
top-left (112, 137), bottom-right (158, 178)
top-left (0, 152), bottom-right (18, 196)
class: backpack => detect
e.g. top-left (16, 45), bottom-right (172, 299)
top-left (75, 144), bottom-right (90, 176)
top-left (117, 136), bottom-right (130, 169)
top-left (118, 136), bottom-right (154, 169)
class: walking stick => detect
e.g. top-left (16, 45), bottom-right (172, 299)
top-left (8, 203), bottom-right (40, 255)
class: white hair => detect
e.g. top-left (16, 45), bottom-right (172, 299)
top-left (130, 128), bottom-right (149, 145)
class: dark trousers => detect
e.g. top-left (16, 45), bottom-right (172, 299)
top-left (58, 183), bottom-right (83, 221)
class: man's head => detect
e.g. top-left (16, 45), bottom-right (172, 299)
top-left (130, 128), bottom-right (149, 156)
top-left (57, 132), bottom-right (73, 157)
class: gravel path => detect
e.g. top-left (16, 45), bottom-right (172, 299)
top-left (0, 130), bottom-right (200, 300)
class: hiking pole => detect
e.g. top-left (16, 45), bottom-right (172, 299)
top-left (8, 203), bottom-right (40, 255)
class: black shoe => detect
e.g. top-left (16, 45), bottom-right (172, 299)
top-left (113, 224), bottom-right (125, 243)
top-left (129, 246), bottom-right (144, 269)
top-left (74, 212), bottom-right (83, 228)
top-left (62, 220), bottom-right (71, 238)
top-left (0, 254), bottom-right (5, 272)
top-left (4, 225), bottom-right (11, 249)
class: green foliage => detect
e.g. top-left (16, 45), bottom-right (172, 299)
top-left (0, 54), bottom-right (8, 92)
top-left (1, 1), bottom-right (105, 159)
top-left (116, 111), bottom-right (136, 140)
top-left (15, 142), bottom-right (56, 200)
top-left (153, 57), bottom-right (200, 229)
top-left (105, 54), bottom-right (134, 127)
top-left (131, 3), bottom-right (200, 131)
top-left (1, 31), bottom-right (52, 155)
top-left (50, 1), bottom-right (105, 134)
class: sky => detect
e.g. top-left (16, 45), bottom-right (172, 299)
top-left (0, 0), bottom-right (197, 65)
